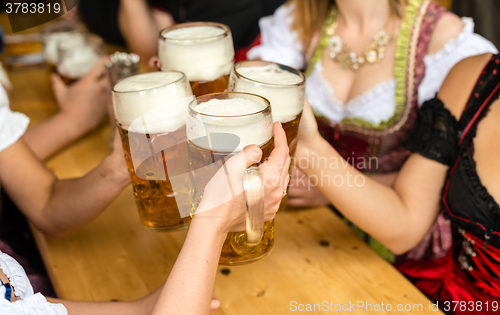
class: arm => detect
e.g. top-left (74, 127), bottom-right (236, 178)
top-left (0, 132), bottom-right (130, 237)
top-left (48, 122), bottom-right (290, 314)
top-left (151, 122), bottom-right (289, 314)
top-left (295, 54), bottom-right (492, 254)
top-left (23, 58), bottom-right (110, 161)
top-left (288, 12), bottom-right (466, 208)
top-left (118, 0), bottom-right (174, 60)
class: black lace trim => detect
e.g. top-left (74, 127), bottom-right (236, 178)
top-left (403, 98), bottom-right (458, 166)
top-left (461, 149), bottom-right (500, 217)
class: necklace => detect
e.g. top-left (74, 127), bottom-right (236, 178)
top-left (326, 11), bottom-right (391, 71)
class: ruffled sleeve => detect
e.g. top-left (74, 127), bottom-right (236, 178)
top-left (0, 86), bottom-right (29, 153)
top-left (0, 252), bottom-right (67, 314)
top-left (0, 252), bottom-right (33, 300)
top-left (403, 98), bottom-right (458, 166)
top-left (247, 4), bottom-right (306, 69)
top-left (418, 17), bottom-right (498, 105)
top-left (0, 293), bottom-right (67, 315)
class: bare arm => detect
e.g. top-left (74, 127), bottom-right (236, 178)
top-left (23, 58), bottom-right (110, 160)
top-left (48, 295), bottom-right (158, 315)
top-left (118, 0), bottom-right (174, 60)
top-left (0, 133), bottom-right (130, 237)
top-left (151, 123), bottom-right (289, 314)
top-left (287, 12), bottom-right (465, 209)
top-left (295, 54), bottom-right (492, 254)
top-left (45, 123), bottom-right (289, 314)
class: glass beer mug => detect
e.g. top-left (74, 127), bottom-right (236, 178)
top-left (42, 20), bottom-right (85, 74)
top-left (112, 71), bottom-right (195, 231)
top-left (228, 60), bottom-right (305, 211)
top-left (187, 92), bottom-right (276, 265)
top-left (158, 22), bottom-right (234, 97)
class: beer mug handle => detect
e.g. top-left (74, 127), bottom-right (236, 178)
top-left (242, 166), bottom-right (265, 246)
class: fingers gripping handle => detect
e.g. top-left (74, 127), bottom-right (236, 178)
top-left (243, 166), bottom-right (265, 246)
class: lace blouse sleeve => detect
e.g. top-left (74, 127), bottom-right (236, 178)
top-left (404, 98), bottom-right (458, 166)
top-left (246, 4), bottom-right (306, 69)
top-left (0, 87), bottom-right (29, 153)
top-left (418, 17), bottom-right (498, 105)
top-left (0, 252), bottom-right (67, 314)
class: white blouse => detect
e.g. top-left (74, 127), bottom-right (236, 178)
top-left (0, 251), bottom-right (67, 314)
top-left (248, 4), bottom-right (498, 125)
top-left (0, 86), bottom-right (29, 152)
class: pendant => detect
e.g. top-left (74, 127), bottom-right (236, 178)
top-left (366, 50), bottom-right (377, 63)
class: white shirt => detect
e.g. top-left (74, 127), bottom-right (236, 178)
top-left (248, 4), bottom-right (498, 125)
top-left (0, 251), bottom-right (67, 314)
top-left (0, 86), bottom-right (29, 152)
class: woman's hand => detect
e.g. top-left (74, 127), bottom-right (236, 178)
top-left (103, 128), bottom-right (131, 185)
top-left (149, 56), bottom-right (161, 71)
top-left (297, 100), bottom-right (320, 144)
top-left (287, 166), bottom-right (330, 208)
top-left (22, 57), bottom-right (113, 160)
top-left (194, 122), bottom-right (290, 234)
top-left (52, 57), bottom-right (111, 135)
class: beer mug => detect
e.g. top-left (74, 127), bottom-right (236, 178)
top-left (57, 34), bottom-right (105, 85)
top-left (228, 60), bottom-right (305, 211)
top-left (112, 71), bottom-right (195, 231)
top-left (158, 22), bottom-right (234, 97)
top-left (187, 92), bottom-right (275, 265)
top-left (42, 21), bottom-right (85, 74)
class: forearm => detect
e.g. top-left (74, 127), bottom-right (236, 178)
top-left (48, 281), bottom-right (164, 315)
top-left (295, 136), bottom-right (445, 253)
top-left (23, 112), bottom-right (82, 161)
top-left (40, 153), bottom-right (130, 236)
top-left (118, 0), bottom-right (159, 59)
top-left (48, 298), bottom-right (149, 315)
top-left (151, 217), bottom-right (226, 315)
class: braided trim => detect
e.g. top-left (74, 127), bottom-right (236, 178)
top-left (304, 7), bottom-right (335, 77)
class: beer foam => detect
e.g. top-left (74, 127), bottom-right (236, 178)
top-left (43, 31), bottom-right (85, 65)
top-left (230, 64), bottom-right (305, 123)
top-left (195, 98), bottom-right (265, 117)
top-left (237, 64), bottom-right (304, 85)
top-left (159, 25), bottom-right (234, 82)
top-left (165, 26), bottom-right (226, 40)
top-left (57, 45), bottom-right (101, 79)
top-left (113, 72), bottom-right (194, 134)
top-left (188, 98), bottom-right (273, 151)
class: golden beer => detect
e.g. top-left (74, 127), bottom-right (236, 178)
top-left (190, 74), bottom-right (229, 98)
top-left (118, 125), bottom-right (192, 230)
top-left (159, 22), bottom-right (234, 97)
top-left (59, 75), bottom-right (79, 85)
top-left (113, 71), bottom-right (195, 231)
top-left (228, 61), bottom-right (306, 211)
top-left (187, 93), bottom-right (276, 265)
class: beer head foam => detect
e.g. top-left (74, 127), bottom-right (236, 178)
top-left (188, 98), bottom-right (272, 151)
top-left (230, 64), bottom-right (305, 123)
top-left (57, 35), bottom-right (103, 79)
top-left (159, 24), bottom-right (234, 82)
top-left (113, 72), bottom-right (194, 134)
top-left (57, 47), bottom-right (101, 79)
top-left (44, 31), bottom-right (85, 65)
